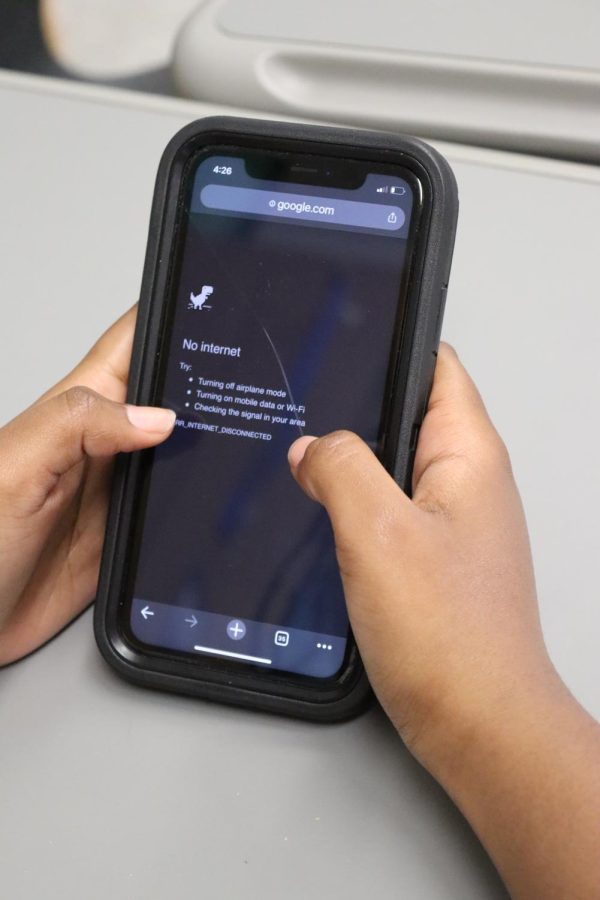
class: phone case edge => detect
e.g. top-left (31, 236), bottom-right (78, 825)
top-left (93, 116), bottom-right (458, 723)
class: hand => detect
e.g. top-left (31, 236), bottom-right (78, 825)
top-left (289, 344), bottom-right (547, 752)
top-left (0, 307), bottom-right (174, 666)
top-left (288, 344), bottom-right (600, 899)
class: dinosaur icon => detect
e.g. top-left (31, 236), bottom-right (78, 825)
top-left (189, 285), bottom-right (214, 310)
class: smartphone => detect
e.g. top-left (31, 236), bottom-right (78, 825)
top-left (94, 117), bottom-right (457, 721)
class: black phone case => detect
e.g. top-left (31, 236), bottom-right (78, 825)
top-left (94, 116), bottom-right (458, 722)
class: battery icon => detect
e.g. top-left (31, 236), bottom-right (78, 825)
top-left (390, 186), bottom-right (406, 196)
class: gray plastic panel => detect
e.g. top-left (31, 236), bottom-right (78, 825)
top-left (1, 72), bottom-right (599, 899)
top-left (219, 0), bottom-right (600, 69)
top-left (173, 0), bottom-right (600, 161)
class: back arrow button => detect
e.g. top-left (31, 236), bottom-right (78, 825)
top-left (141, 605), bottom-right (154, 620)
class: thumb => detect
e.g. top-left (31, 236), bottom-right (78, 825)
top-left (288, 430), bottom-right (415, 563)
top-left (0, 386), bottom-right (175, 514)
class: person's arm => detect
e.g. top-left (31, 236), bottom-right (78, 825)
top-left (0, 306), bottom-right (175, 665)
top-left (288, 344), bottom-right (600, 900)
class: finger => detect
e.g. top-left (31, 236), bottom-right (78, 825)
top-left (413, 343), bottom-right (512, 513)
top-left (288, 430), bottom-right (414, 554)
top-left (38, 305), bottom-right (137, 405)
top-left (80, 304), bottom-right (137, 387)
top-left (0, 386), bottom-right (174, 515)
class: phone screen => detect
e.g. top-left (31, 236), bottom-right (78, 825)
top-left (123, 148), bottom-right (419, 681)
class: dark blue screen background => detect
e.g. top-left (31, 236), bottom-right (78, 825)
top-left (129, 154), bottom-right (412, 675)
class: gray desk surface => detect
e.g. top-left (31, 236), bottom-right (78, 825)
top-left (1, 72), bottom-right (599, 900)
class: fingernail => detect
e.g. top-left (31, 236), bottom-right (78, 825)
top-left (288, 435), bottom-right (318, 468)
top-left (125, 405), bottom-right (176, 433)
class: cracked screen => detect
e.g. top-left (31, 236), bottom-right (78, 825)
top-left (127, 149), bottom-right (416, 679)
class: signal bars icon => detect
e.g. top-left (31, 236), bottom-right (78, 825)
top-left (376, 186), bottom-right (389, 193)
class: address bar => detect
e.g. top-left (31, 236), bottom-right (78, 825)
top-left (199, 184), bottom-right (405, 231)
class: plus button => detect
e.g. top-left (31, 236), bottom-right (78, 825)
top-left (227, 619), bottom-right (246, 641)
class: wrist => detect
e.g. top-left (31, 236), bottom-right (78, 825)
top-left (393, 655), bottom-right (566, 788)
top-left (400, 663), bottom-right (600, 899)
